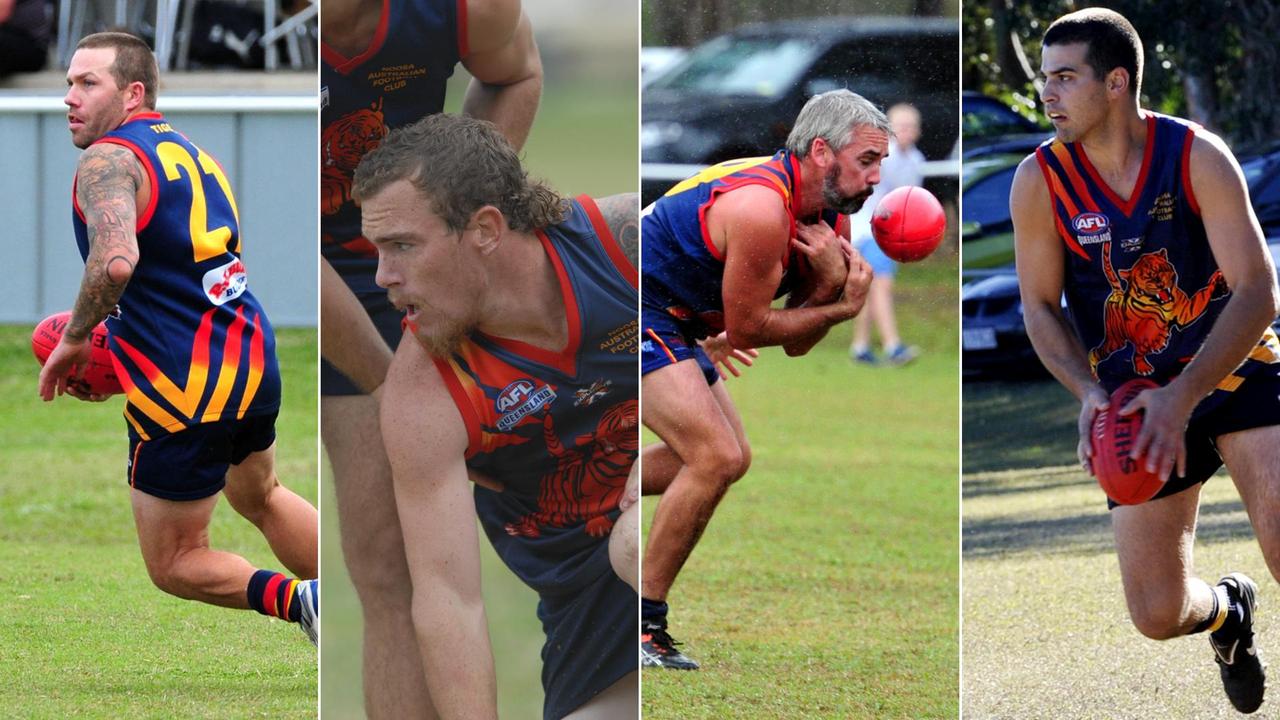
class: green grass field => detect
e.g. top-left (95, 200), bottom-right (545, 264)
top-left (319, 72), bottom-right (638, 718)
top-left (963, 379), bottom-right (1277, 719)
top-left (0, 326), bottom-right (318, 719)
top-left (642, 256), bottom-right (960, 719)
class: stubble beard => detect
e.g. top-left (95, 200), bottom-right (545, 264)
top-left (822, 164), bottom-right (874, 215)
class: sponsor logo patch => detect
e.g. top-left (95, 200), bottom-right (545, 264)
top-left (202, 258), bottom-right (248, 305)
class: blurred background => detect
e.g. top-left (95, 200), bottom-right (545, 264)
top-left (0, 3), bottom-right (318, 718)
top-left (0, 0), bottom-right (318, 326)
top-left (640, 0), bottom-right (959, 228)
top-left (317, 1), bottom-right (638, 718)
top-left (961, 4), bottom-right (1280, 717)
top-left (961, 0), bottom-right (1280, 379)
top-left (641, 2), bottom-right (960, 718)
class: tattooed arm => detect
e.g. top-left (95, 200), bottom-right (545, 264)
top-left (38, 144), bottom-right (143, 402)
top-left (594, 192), bottom-right (638, 270)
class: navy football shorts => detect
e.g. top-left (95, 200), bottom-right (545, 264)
top-left (539, 559), bottom-right (637, 719)
top-left (640, 306), bottom-right (718, 385)
top-left (127, 411), bottom-right (278, 501)
top-left (1109, 365), bottom-right (1280, 509)
top-left (320, 269), bottom-right (406, 396)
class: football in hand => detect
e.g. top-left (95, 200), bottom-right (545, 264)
top-left (31, 311), bottom-right (124, 396)
top-left (1090, 378), bottom-right (1163, 505)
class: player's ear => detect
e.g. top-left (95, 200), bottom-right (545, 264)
top-left (1105, 68), bottom-right (1128, 97)
top-left (123, 80), bottom-right (146, 113)
top-left (468, 205), bottom-right (507, 255)
top-left (810, 136), bottom-right (835, 167)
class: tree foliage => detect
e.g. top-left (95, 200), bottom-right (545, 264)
top-left (964, 0), bottom-right (1280, 150)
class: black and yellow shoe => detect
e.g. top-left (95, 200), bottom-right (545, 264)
top-left (1211, 573), bottom-right (1266, 714)
top-left (641, 620), bottom-right (699, 670)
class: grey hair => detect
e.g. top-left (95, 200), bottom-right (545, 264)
top-left (785, 89), bottom-right (891, 158)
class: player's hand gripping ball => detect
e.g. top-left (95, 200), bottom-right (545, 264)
top-left (31, 311), bottom-right (124, 396)
top-left (1090, 378), bottom-right (1163, 505)
top-left (871, 185), bottom-right (946, 262)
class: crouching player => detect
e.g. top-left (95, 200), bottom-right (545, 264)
top-left (356, 113), bottom-right (639, 719)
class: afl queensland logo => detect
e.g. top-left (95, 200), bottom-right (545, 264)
top-left (496, 379), bottom-right (557, 431)
top-left (1072, 212), bottom-right (1112, 245)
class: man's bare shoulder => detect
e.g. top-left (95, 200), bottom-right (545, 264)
top-left (381, 336), bottom-right (468, 453)
top-left (593, 193), bottom-right (638, 266)
top-left (710, 184), bottom-right (790, 231)
top-left (464, 0), bottom-right (521, 55)
top-left (1186, 128), bottom-right (1241, 183)
top-left (76, 143), bottom-right (144, 196)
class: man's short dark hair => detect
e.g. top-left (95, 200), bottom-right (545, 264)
top-left (76, 32), bottom-right (159, 109)
top-left (1043, 8), bottom-right (1143, 97)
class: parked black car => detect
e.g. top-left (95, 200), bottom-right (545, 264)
top-left (961, 92), bottom-right (1050, 159)
top-left (642, 17), bottom-right (957, 204)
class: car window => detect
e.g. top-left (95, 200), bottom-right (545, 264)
top-left (648, 35), bottom-right (815, 98)
top-left (964, 97), bottom-right (1038, 138)
top-left (962, 164), bottom-right (1018, 230)
top-left (808, 41), bottom-right (911, 100)
top-left (808, 35), bottom-right (954, 99)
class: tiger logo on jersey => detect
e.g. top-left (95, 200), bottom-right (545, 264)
top-left (321, 99), bottom-right (387, 216)
top-left (504, 399), bottom-right (638, 538)
top-left (1089, 242), bottom-right (1229, 376)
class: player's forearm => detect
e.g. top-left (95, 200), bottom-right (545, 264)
top-left (320, 258), bottom-right (393, 394)
top-left (1023, 301), bottom-right (1100, 400)
top-left (1169, 279), bottom-right (1280, 405)
top-left (462, 73), bottom-right (542, 151)
top-left (778, 281), bottom-right (843, 355)
top-left (412, 588), bottom-right (499, 719)
top-left (67, 260), bottom-right (130, 342)
top-left (727, 301), bottom-right (852, 351)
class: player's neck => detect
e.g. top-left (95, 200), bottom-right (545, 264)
top-left (474, 230), bottom-right (568, 351)
top-left (1077, 106), bottom-right (1148, 179)
top-left (795, 156), bottom-right (826, 218)
top-left (321, 0), bottom-right (382, 54)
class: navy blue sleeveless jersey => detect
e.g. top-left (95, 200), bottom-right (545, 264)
top-left (429, 196), bottom-right (638, 595)
top-left (321, 0), bottom-right (461, 294)
top-left (73, 112), bottom-right (280, 440)
top-left (642, 149), bottom-right (847, 339)
top-left (1035, 112), bottom-right (1280, 413)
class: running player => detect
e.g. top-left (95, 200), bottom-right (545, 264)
top-left (355, 113), bottom-right (638, 719)
top-left (640, 89), bottom-right (881, 669)
top-left (1012, 8), bottom-right (1280, 713)
top-left (320, 0), bottom-right (540, 715)
top-left (39, 32), bottom-right (318, 643)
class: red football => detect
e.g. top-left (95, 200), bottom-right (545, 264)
top-left (871, 185), bottom-right (946, 262)
top-left (1091, 378), bottom-right (1163, 505)
top-left (31, 311), bottom-right (124, 396)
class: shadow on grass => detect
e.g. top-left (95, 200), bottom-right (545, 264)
top-left (964, 499), bottom-right (1257, 559)
top-left (963, 378), bottom-right (1079, 475)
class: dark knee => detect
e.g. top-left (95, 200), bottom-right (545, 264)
top-left (342, 526), bottom-right (413, 606)
top-left (687, 441), bottom-right (745, 489)
top-left (730, 441), bottom-right (752, 483)
top-left (1128, 598), bottom-right (1187, 640)
top-left (144, 557), bottom-right (196, 600)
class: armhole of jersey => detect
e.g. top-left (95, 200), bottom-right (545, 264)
top-left (1181, 130), bottom-right (1201, 217)
top-left (577, 194), bottom-right (637, 290)
top-left (456, 0), bottom-right (470, 58)
top-left (430, 356), bottom-right (483, 458)
top-left (698, 178), bottom-right (790, 263)
top-left (1034, 148), bottom-right (1091, 262)
top-left (92, 136), bottom-right (160, 232)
